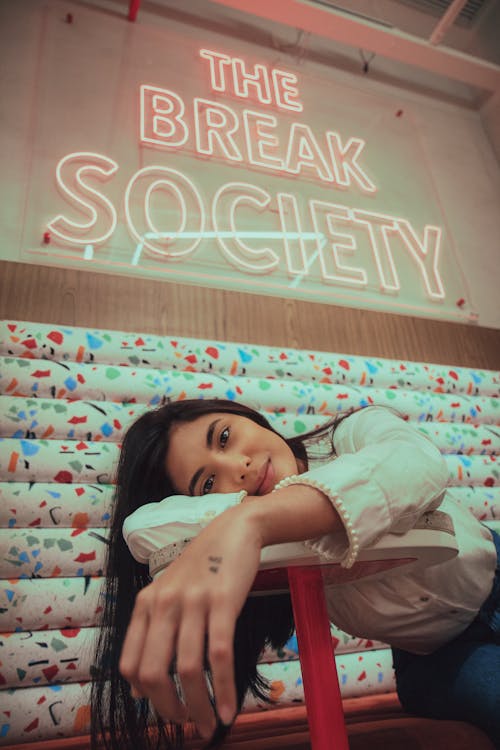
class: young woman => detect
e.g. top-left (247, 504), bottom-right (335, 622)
top-left (91, 399), bottom-right (500, 750)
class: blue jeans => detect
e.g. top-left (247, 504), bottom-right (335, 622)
top-left (392, 529), bottom-right (500, 748)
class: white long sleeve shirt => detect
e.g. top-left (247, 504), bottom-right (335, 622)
top-left (123, 407), bottom-right (497, 655)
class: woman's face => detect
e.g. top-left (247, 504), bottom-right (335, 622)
top-left (165, 412), bottom-right (300, 497)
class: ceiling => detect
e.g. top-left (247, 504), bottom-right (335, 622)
top-left (311, 0), bottom-right (500, 63)
top-left (128, 0), bottom-right (500, 108)
top-left (370, 0), bottom-right (490, 27)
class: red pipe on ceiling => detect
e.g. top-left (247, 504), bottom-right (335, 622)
top-left (129, 0), bottom-right (141, 21)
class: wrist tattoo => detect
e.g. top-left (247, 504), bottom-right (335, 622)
top-left (208, 555), bottom-right (223, 573)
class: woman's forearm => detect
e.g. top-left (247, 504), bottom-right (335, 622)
top-left (242, 483), bottom-right (344, 548)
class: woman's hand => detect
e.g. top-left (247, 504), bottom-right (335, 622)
top-left (119, 483), bottom-right (339, 738)
top-left (119, 503), bottom-right (263, 739)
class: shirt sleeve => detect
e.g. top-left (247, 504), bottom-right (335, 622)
top-left (122, 490), bottom-right (247, 564)
top-left (274, 406), bottom-right (449, 569)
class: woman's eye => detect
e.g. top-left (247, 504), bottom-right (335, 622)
top-left (202, 475), bottom-right (215, 495)
top-left (220, 427), bottom-right (230, 447)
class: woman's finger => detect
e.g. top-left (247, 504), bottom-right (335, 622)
top-left (137, 598), bottom-right (188, 723)
top-left (207, 601), bottom-right (237, 726)
top-left (119, 590), bottom-right (150, 692)
top-left (176, 595), bottom-right (216, 739)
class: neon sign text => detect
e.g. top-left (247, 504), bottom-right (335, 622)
top-left (140, 85), bottom-right (377, 194)
top-left (48, 153), bottom-right (444, 298)
top-left (48, 153), bottom-right (118, 245)
top-left (45, 47), bottom-right (448, 305)
top-left (199, 49), bottom-right (303, 111)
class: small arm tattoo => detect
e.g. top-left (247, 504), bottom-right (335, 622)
top-left (208, 555), bottom-right (223, 573)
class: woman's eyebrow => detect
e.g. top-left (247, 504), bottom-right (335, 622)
top-left (206, 418), bottom-right (221, 449)
top-left (188, 418), bottom-right (221, 495)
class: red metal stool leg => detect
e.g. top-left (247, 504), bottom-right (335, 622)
top-left (288, 566), bottom-right (349, 750)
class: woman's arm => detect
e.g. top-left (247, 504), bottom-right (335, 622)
top-left (244, 481), bottom-right (344, 545)
top-left (273, 406), bottom-right (449, 567)
top-left (119, 483), bottom-right (340, 739)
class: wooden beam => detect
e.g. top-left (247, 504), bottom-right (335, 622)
top-left (209, 0), bottom-right (500, 93)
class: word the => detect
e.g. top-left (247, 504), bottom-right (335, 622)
top-left (199, 48), bottom-right (303, 111)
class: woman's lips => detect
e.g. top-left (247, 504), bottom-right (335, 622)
top-left (256, 459), bottom-right (275, 495)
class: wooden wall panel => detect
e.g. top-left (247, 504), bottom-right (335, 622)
top-left (1, 261), bottom-right (499, 368)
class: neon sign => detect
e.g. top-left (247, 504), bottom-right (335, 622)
top-left (45, 48), bottom-right (447, 302)
top-left (140, 83), bottom-right (376, 191)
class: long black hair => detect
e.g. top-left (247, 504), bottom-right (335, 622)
top-left (91, 398), bottom-right (347, 750)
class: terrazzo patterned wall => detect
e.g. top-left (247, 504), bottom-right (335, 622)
top-left (0, 321), bottom-right (499, 744)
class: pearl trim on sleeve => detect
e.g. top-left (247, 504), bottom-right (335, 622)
top-left (274, 475), bottom-right (360, 568)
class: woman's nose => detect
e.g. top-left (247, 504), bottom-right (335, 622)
top-left (218, 453), bottom-right (251, 483)
top-left (234, 454), bottom-right (251, 479)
